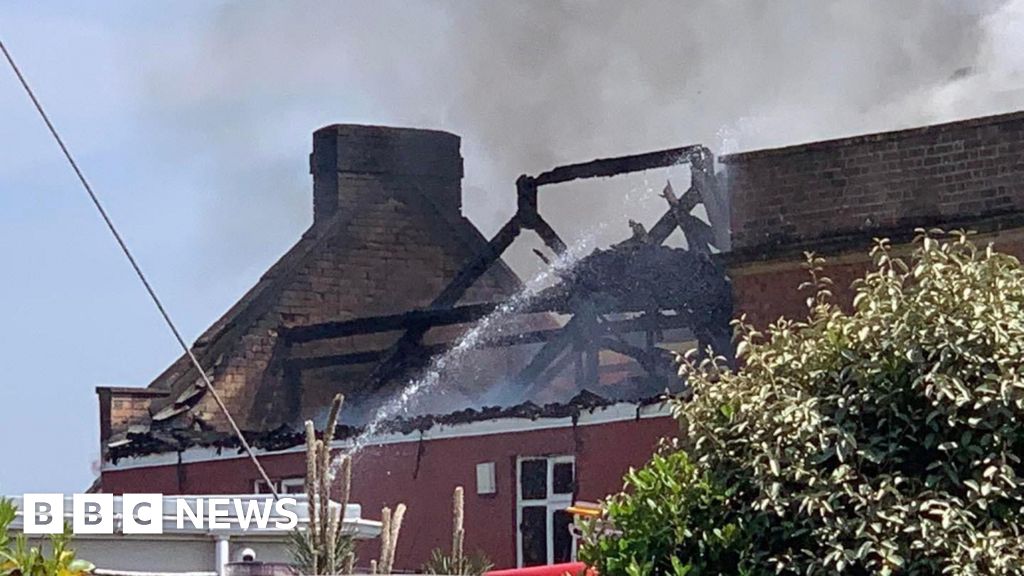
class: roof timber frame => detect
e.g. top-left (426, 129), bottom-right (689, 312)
top-left (281, 143), bottom-right (733, 392)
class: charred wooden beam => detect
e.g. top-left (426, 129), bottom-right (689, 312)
top-left (286, 328), bottom-right (561, 372)
top-left (355, 142), bottom-right (726, 390)
top-left (576, 303), bottom-right (601, 388)
top-left (514, 310), bottom-right (695, 387)
top-left (282, 302), bottom-right (503, 343)
top-left (286, 296), bottom-right (695, 345)
top-left (513, 316), bottom-right (582, 386)
top-left (286, 350), bottom-right (386, 370)
top-left (532, 145), bottom-right (707, 187)
top-left (431, 217), bottom-right (524, 309)
top-left (670, 183), bottom-right (704, 215)
top-left (285, 312), bottom-right (698, 376)
top-left (648, 179), bottom-right (718, 254)
top-left (601, 336), bottom-right (674, 377)
top-left (676, 213), bottom-right (715, 257)
top-left (646, 204), bottom-right (684, 246)
top-left (283, 291), bottom-right (701, 345)
top-left (367, 216), bottom-right (525, 384)
top-left (573, 349), bottom-right (586, 387)
top-left (516, 175), bottom-right (568, 254)
top-left (540, 345), bottom-right (577, 382)
top-left (516, 175), bottom-right (540, 226)
top-left (531, 213), bottom-right (568, 255)
top-left (688, 148), bottom-right (731, 251)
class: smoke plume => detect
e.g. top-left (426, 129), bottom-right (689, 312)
top-left (139, 0), bottom-right (1024, 276)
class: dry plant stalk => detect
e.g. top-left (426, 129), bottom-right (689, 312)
top-left (303, 421), bottom-right (320, 575)
top-left (378, 507), bottom-right (392, 574)
top-left (300, 393), bottom-right (353, 574)
top-left (452, 486), bottom-right (465, 572)
top-left (336, 453), bottom-right (354, 572)
top-left (384, 503), bottom-right (406, 573)
top-left (373, 502), bottom-right (406, 574)
top-left (300, 393), bottom-right (406, 574)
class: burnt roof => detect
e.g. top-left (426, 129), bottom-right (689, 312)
top-left (107, 390), bottom-right (671, 463)
top-left (144, 187), bottom-right (528, 423)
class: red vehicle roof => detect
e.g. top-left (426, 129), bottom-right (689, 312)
top-left (486, 563), bottom-right (594, 576)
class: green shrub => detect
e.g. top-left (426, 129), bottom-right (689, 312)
top-left (577, 447), bottom-right (748, 575)
top-left (581, 232), bottom-right (1024, 574)
top-left (286, 528), bottom-right (354, 576)
top-left (420, 548), bottom-right (493, 575)
top-left (0, 498), bottom-right (95, 576)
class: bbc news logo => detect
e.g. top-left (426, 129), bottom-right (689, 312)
top-left (22, 494), bottom-right (299, 535)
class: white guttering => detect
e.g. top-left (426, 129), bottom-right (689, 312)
top-left (103, 400), bottom-right (671, 472)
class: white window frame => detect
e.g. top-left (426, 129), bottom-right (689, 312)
top-left (515, 455), bottom-right (577, 567)
top-left (253, 477), bottom-right (305, 495)
top-left (281, 478), bottom-right (305, 494)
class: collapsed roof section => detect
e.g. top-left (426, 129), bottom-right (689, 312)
top-left (106, 390), bottom-right (670, 463)
top-left (98, 125), bottom-right (735, 457)
top-left (288, 143), bottom-right (736, 412)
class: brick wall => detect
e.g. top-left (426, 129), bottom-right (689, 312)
top-left (96, 387), bottom-right (168, 444)
top-left (186, 125), bottom-right (524, 430)
top-left (728, 229), bottom-right (1024, 328)
top-left (192, 194), bottom-right (524, 428)
top-left (101, 415), bottom-right (679, 571)
top-left (724, 110), bottom-right (1024, 252)
top-left (311, 124), bottom-right (463, 224)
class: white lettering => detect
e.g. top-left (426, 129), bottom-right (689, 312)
top-left (207, 498), bottom-right (230, 530)
top-left (72, 494), bottom-right (113, 534)
top-left (233, 498), bottom-right (274, 530)
top-left (23, 494), bottom-right (312, 534)
top-left (273, 497), bottom-right (299, 530)
top-left (176, 498), bottom-right (204, 530)
top-left (23, 494), bottom-right (63, 535)
top-left (124, 494), bottom-right (164, 534)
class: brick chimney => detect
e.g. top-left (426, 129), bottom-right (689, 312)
top-left (310, 124), bottom-right (464, 225)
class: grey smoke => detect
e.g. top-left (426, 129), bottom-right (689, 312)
top-left (138, 0), bottom-right (1024, 280)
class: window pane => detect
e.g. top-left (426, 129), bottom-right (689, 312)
top-left (520, 459), bottom-right (547, 500)
top-left (552, 462), bottom-right (574, 495)
top-left (281, 479), bottom-right (304, 494)
top-left (553, 510), bottom-right (574, 564)
top-left (254, 480), bottom-right (276, 494)
top-left (521, 506), bottom-right (548, 566)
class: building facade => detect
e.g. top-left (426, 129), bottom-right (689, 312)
top-left (96, 111), bottom-right (1024, 571)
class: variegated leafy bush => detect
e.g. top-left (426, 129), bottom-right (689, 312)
top-left (582, 231), bottom-right (1024, 575)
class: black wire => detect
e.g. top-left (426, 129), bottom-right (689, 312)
top-left (0, 38), bottom-right (280, 500)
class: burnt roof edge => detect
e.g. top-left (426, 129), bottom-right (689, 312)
top-left (104, 392), bottom-right (672, 463)
top-left (96, 386), bottom-right (169, 398)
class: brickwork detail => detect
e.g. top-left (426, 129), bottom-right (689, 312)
top-left (184, 125), bottom-right (522, 430)
top-left (96, 388), bottom-right (168, 444)
top-left (730, 232), bottom-right (1024, 328)
top-left (725, 111), bottom-right (1024, 251)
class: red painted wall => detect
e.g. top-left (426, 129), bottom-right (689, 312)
top-left (730, 233), bottom-right (1024, 329)
top-left (102, 416), bottom-right (679, 571)
top-left (731, 259), bottom-right (869, 328)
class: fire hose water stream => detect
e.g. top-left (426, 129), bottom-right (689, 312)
top-left (336, 232), bottom-right (598, 468)
top-left (331, 174), bottom-right (675, 471)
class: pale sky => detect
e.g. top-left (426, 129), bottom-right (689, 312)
top-left (2, 0), bottom-right (1022, 495)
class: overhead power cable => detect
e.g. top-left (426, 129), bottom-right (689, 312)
top-left (0, 39), bottom-right (280, 500)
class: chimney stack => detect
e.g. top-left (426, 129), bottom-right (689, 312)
top-left (310, 124), bottom-right (464, 225)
